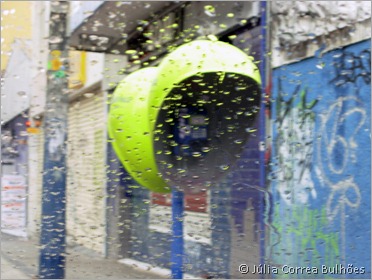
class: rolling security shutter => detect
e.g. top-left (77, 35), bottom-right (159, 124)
top-left (66, 91), bottom-right (106, 253)
top-left (27, 127), bottom-right (44, 237)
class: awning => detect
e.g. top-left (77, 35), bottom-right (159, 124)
top-left (68, 1), bottom-right (181, 54)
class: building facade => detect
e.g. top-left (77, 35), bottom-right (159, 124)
top-left (66, 2), bottom-right (371, 278)
top-left (269, 2), bottom-right (371, 278)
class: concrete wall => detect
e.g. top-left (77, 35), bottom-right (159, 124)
top-left (271, 1), bottom-right (370, 46)
top-left (269, 39), bottom-right (371, 278)
top-left (271, 1), bottom-right (371, 67)
top-left (29, 1), bottom-right (49, 119)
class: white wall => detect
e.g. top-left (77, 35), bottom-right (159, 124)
top-left (85, 52), bottom-right (104, 89)
top-left (1, 40), bottom-right (32, 123)
top-left (69, 1), bottom-right (104, 35)
top-left (29, 1), bottom-right (49, 119)
top-left (272, 1), bottom-right (370, 46)
top-left (22, 1), bottom-right (50, 240)
top-left (102, 54), bottom-right (128, 92)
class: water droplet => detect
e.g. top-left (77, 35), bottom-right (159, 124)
top-left (17, 91), bottom-right (26, 97)
top-left (206, 34), bottom-right (218, 41)
top-left (316, 62), bottom-right (325, 69)
top-left (125, 49), bottom-right (137, 55)
top-left (201, 147), bottom-right (211, 153)
top-left (49, 36), bottom-right (63, 44)
top-left (219, 164), bottom-right (230, 171)
top-left (246, 128), bottom-right (257, 133)
top-left (192, 152), bottom-right (202, 158)
top-left (204, 5), bottom-right (216, 17)
top-left (20, 131), bottom-right (28, 137)
top-left (84, 93), bottom-right (94, 98)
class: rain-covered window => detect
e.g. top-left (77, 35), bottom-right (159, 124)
top-left (1, 1), bottom-right (371, 279)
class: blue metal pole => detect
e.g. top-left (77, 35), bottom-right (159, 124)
top-left (39, 2), bottom-right (69, 279)
top-left (259, 0), bottom-right (268, 272)
top-left (171, 189), bottom-right (184, 279)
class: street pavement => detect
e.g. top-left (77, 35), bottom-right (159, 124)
top-left (1, 256), bottom-right (29, 279)
top-left (1, 233), bottom-right (166, 279)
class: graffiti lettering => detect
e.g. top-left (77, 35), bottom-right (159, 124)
top-left (330, 49), bottom-right (371, 87)
top-left (316, 96), bottom-right (366, 264)
top-left (274, 79), bottom-right (318, 205)
top-left (272, 206), bottom-right (340, 270)
top-left (316, 96), bottom-right (365, 218)
top-left (271, 40), bottom-right (370, 275)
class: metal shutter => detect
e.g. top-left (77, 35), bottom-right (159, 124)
top-left (27, 127), bottom-right (44, 237)
top-left (66, 91), bottom-right (106, 254)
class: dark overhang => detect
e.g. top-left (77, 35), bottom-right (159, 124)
top-left (68, 1), bottom-right (186, 54)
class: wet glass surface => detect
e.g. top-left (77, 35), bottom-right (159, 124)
top-left (1, 1), bottom-right (371, 279)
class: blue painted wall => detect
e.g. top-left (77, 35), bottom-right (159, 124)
top-left (269, 40), bottom-right (371, 279)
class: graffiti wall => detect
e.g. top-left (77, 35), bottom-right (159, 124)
top-left (270, 40), bottom-right (371, 279)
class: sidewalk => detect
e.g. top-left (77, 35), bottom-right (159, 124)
top-left (1, 233), bottom-right (166, 279)
top-left (1, 256), bottom-right (29, 279)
